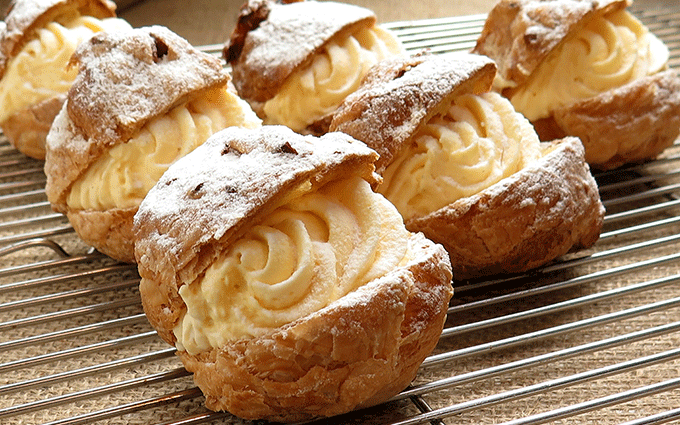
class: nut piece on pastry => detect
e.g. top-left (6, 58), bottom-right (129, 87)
top-left (223, 0), bottom-right (405, 135)
top-left (133, 125), bottom-right (453, 422)
top-left (44, 25), bottom-right (261, 263)
top-left (0, 0), bottom-right (132, 159)
top-left (330, 52), bottom-right (605, 279)
top-left (472, 0), bottom-right (680, 170)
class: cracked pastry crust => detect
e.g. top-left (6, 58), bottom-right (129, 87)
top-left (472, 0), bottom-right (680, 169)
top-left (408, 137), bottom-right (604, 278)
top-left (543, 70), bottom-right (680, 169)
top-left (44, 25), bottom-right (258, 263)
top-left (224, 0), bottom-right (404, 135)
top-left (331, 52), bottom-right (498, 174)
top-left (1, 94), bottom-right (65, 159)
top-left (134, 126), bottom-right (453, 422)
top-left (330, 52), bottom-right (605, 279)
top-left (0, 0), bottom-right (124, 159)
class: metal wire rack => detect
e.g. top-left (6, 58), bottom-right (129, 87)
top-left (2, 4), bottom-right (680, 425)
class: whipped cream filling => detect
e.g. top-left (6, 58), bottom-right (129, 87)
top-left (0, 12), bottom-right (132, 122)
top-left (67, 87), bottom-right (261, 210)
top-left (379, 92), bottom-right (541, 221)
top-left (174, 176), bottom-right (411, 355)
top-left (503, 10), bottom-right (669, 121)
top-left (262, 26), bottom-right (404, 132)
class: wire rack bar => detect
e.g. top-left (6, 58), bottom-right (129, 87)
top-left (402, 320), bottom-right (680, 399)
top-left (0, 347), bottom-right (176, 396)
top-left (0, 368), bottom-right (191, 420)
top-left (43, 388), bottom-right (210, 425)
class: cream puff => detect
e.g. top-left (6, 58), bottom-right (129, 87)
top-left (44, 25), bottom-right (261, 263)
top-left (472, 0), bottom-right (680, 170)
top-left (224, 0), bottom-right (405, 135)
top-left (331, 52), bottom-right (605, 279)
top-left (133, 125), bottom-right (453, 422)
top-left (0, 0), bottom-right (132, 159)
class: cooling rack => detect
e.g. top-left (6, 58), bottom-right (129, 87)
top-left (2, 5), bottom-right (680, 425)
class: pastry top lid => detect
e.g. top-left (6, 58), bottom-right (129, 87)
top-left (134, 125), bottom-right (380, 291)
top-left (472, 0), bottom-right (630, 87)
top-left (44, 25), bottom-right (229, 208)
top-left (0, 0), bottom-right (117, 78)
top-left (330, 52), bottom-right (497, 173)
top-left (224, 0), bottom-right (376, 103)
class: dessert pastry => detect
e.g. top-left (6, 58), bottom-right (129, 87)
top-left (44, 25), bottom-right (261, 263)
top-left (224, 0), bottom-right (405, 135)
top-left (0, 0), bottom-right (132, 159)
top-left (133, 125), bottom-right (453, 422)
top-left (330, 52), bottom-right (605, 279)
top-left (472, 0), bottom-right (680, 170)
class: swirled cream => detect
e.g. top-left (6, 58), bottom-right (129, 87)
top-left (502, 10), bottom-right (669, 121)
top-left (262, 26), bottom-right (404, 132)
top-left (379, 92), bottom-right (541, 221)
top-left (67, 87), bottom-right (261, 211)
top-left (0, 12), bottom-right (132, 122)
top-left (174, 176), bottom-right (411, 354)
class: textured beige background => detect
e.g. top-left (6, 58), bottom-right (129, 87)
top-left (114, 0), bottom-right (680, 46)
top-left (116, 0), bottom-right (498, 46)
top-left (0, 0), bottom-right (673, 45)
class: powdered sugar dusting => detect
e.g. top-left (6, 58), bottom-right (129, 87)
top-left (331, 52), bottom-right (496, 172)
top-left (134, 126), bottom-right (379, 287)
top-left (473, 0), bottom-right (630, 85)
top-left (66, 25), bottom-right (228, 147)
top-left (44, 25), bottom-right (228, 206)
top-left (407, 137), bottom-right (605, 278)
top-left (0, 0), bottom-right (117, 77)
top-left (229, 0), bottom-right (376, 102)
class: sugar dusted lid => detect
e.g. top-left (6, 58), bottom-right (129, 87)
top-left (472, 0), bottom-right (630, 86)
top-left (224, 0), bottom-right (376, 102)
top-left (331, 52), bottom-right (497, 172)
top-left (134, 125), bottom-right (380, 290)
top-left (0, 0), bottom-right (118, 78)
top-left (45, 25), bottom-right (229, 208)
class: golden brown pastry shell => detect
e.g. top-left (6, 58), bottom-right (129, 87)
top-left (406, 137), bottom-right (605, 280)
top-left (134, 126), bottom-right (382, 324)
top-left (472, 0), bottom-right (629, 88)
top-left (0, 0), bottom-right (117, 79)
top-left (0, 93), bottom-right (64, 159)
top-left (330, 52), bottom-right (497, 173)
top-left (44, 25), bottom-right (230, 263)
top-left (175, 233), bottom-right (452, 422)
top-left (135, 125), bottom-right (453, 421)
top-left (330, 51), bottom-right (604, 279)
top-left (67, 207), bottom-right (136, 263)
top-left (533, 70), bottom-right (680, 170)
top-left (225, 0), bottom-right (376, 104)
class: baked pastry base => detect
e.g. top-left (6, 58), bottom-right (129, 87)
top-left (135, 125), bottom-right (454, 421)
top-left (537, 70), bottom-right (680, 170)
top-left (67, 206), bottom-right (137, 264)
top-left (175, 232), bottom-right (452, 422)
top-left (406, 137), bottom-right (605, 280)
top-left (0, 94), bottom-right (65, 160)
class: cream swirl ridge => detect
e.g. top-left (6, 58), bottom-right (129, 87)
top-left (262, 26), bottom-right (404, 132)
top-left (174, 177), bottom-right (411, 355)
top-left (506, 10), bottom-right (669, 121)
top-left (66, 87), bottom-right (261, 211)
top-left (0, 14), bottom-right (131, 122)
top-left (379, 92), bottom-right (541, 221)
